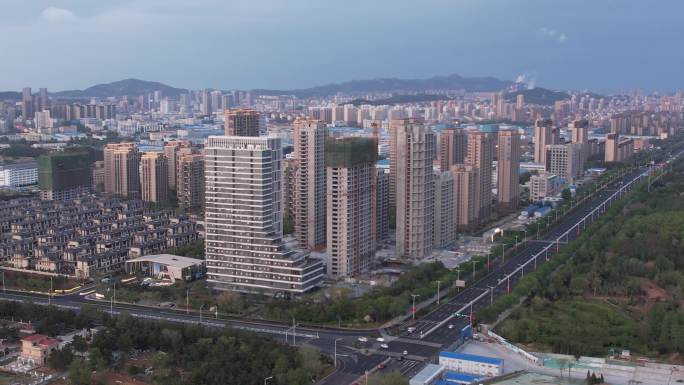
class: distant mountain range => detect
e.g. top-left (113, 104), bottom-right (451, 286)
top-left (504, 87), bottom-right (570, 106)
top-left (255, 74), bottom-right (513, 97)
top-left (0, 73), bottom-right (514, 101)
top-left (52, 79), bottom-right (188, 99)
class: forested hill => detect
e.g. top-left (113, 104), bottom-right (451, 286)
top-left (497, 157), bottom-right (684, 358)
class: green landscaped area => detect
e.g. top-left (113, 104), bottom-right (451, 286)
top-left (0, 372), bottom-right (33, 385)
top-left (1, 269), bottom-right (80, 293)
top-left (492, 157), bottom-right (684, 361)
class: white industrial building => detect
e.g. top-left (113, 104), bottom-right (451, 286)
top-left (438, 351), bottom-right (503, 377)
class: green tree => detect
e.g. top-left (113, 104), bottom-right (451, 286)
top-left (69, 358), bottom-right (92, 385)
top-left (48, 346), bottom-right (74, 370)
top-left (562, 188), bottom-right (572, 201)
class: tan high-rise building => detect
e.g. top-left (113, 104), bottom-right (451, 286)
top-left (433, 171), bottom-right (456, 248)
top-left (516, 94), bottom-right (525, 109)
top-left (293, 119), bottom-right (327, 250)
top-left (375, 168), bottom-right (390, 242)
top-left (163, 140), bottom-right (193, 189)
top-left (282, 158), bottom-right (297, 224)
top-left (466, 130), bottom-right (496, 221)
top-left (177, 153), bottom-right (204, 210)
top-left (438, 128), bottom-right (467, 172)
top-left (395, 120), bottom-right (435, 258)
top-left (534, 119), bottom-right (558, 165)
top-left (139, 152), bottom-right (169, 203)
top-left (497, 130), bottom-right (521, 209)
top-left (104, 143), bottom-right (140, 199)
top-left (571, 119), bottom-right (589, 144)
top-left (572, 119), bottom-right (590, 163)
top-left (224, 109), bottom-right (260, 136)
top-left (325, 137), bottom-right (376, 277)
top-left (452, 164), bottom-right (480, 230)
top-left (389, 118), bottom-right (424, 209)
top-left (204, 136), bottom-right (324, 294)
top-left (545, 144), bottom-right (583, 184)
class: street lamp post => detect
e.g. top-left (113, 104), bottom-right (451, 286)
top-left (501, 243), bottom-right (505, 264)
top-left (471, 260), bottom-right (477, 281)
top-left (334, 338), bottom-right (342, 368)
top-left (486, 254), bottom-right (490, 272)
top-left (110, 282), bottom-right (116, 314)
top-left (411, 294), bottom-right (419, 321)
top-left (436, 281), bottom-right (441, 305)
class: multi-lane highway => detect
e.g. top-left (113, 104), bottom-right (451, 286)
top-left (0, 151), bottom-right (679, 385)
top-left (319, 155), bottom-right (678, 385)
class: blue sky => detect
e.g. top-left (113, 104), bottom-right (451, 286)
top-left (1, 0), bottom-right (683, 93)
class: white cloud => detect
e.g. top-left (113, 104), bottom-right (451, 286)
top-left (538, 27), bottom-right (568, 43)
top-left (39, 7), bottom-right (78, 23)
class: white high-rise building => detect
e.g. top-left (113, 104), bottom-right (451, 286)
top-left (204, 136), bottom-right (324, 294)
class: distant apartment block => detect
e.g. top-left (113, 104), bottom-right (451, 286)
top-left (177, 153), bottom-right (204, 210)
top-left (530, 172), bottom-right (562, 201)
top-left (139, 152), bottom-right (169, 203)
top-left (497, 129), bottom-right (521, 209)
top-left (224, 109), bottom-right (260, 136)
top-left (104, 143), bottom-right (140, 199)
top-left (38, 152), bottom-right (92, 201)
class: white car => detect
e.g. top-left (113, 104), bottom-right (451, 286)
top-left (357, 337), bottom-right (368, 343)
top-left (448, 324), bottom-right (454, 329)
top-left (403, 350), bottom-right (408, 356)
top-left (407, 327), bottom-right (416, 333)
top-left (380, 343), bottom-right (389, 349)
top-left (376, 337), bottom-right (385, 342)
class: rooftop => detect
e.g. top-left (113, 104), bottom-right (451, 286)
top-left (126, 253), bottom-right (204, 268)
top-left (439, 351), bottom-right (504, 366)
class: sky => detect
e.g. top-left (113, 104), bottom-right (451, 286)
top-left (1, 0), bottom-right (683, 94)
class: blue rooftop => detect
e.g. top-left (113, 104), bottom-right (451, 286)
top-left (446, 372), bottom-right (481, 381)
top-left (439, 351), bottom-right (503, 366)
top-left (445, 372), bottom-right (482, 383)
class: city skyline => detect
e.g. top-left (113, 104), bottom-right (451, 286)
top-left (2, 0), bottom-right (684, 93)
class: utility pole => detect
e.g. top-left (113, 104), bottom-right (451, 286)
top-left (411, 294), bottom-right (419, 321)
top-left (436, 281), bottom-right (441, 305)
top-left (488, 286), bottom-right (495, 304)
